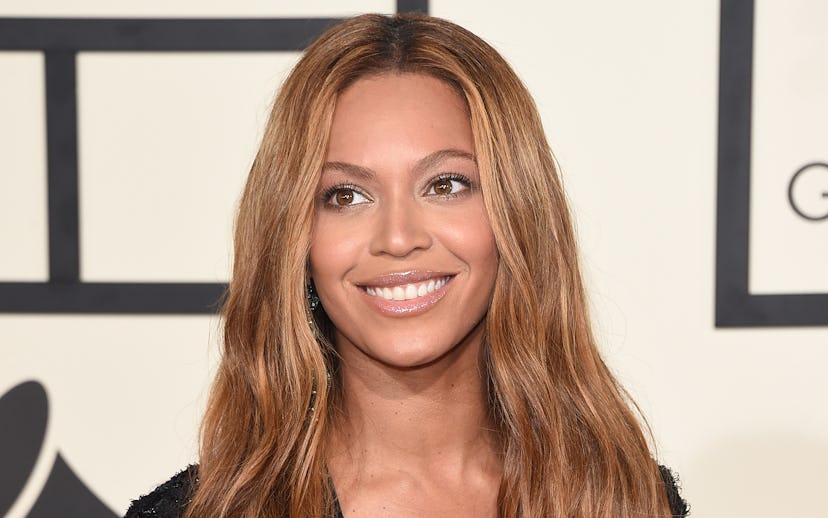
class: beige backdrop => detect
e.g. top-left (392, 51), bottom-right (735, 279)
top-left (1, 1), bottom-right (827, 517)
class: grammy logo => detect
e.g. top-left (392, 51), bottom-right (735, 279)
top-left (0, 381), bottom-right (116, 518)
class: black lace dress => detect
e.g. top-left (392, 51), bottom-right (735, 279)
top-left (125, 464), bottom-right (689, 517)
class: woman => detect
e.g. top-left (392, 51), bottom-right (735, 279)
top-left (127, 13), bottom-right (688, 518)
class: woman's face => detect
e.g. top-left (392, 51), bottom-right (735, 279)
top-left (309, 73), bottom-right (497, 369)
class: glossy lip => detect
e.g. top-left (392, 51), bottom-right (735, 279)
top-left (356, 270), bottom-right (455, 288)
top-left (355, 271), bottom-right (456, 317)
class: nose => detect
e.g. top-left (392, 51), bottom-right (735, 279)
top-left (369, 197), bottom-right (433, 257)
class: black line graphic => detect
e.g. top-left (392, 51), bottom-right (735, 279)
top-left (0, 0), bottom-right (429, 314)
top-left (715, 0), bottom-right (828, 327)
top-left (45, 51), bottom-right (80, 283)
top-left (0, 282), bottom-right (226, 313)
top-left (0, 18), bottom-right (345, 51)
top-left (397, 0), bottom-right (429, 14)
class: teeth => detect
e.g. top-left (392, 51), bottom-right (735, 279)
top-left (393, 286), bottom-right (405, 300)
top-left (365, 276), bottom-right (451, 301)
top-left (405, 284), bottom-right (417, 299)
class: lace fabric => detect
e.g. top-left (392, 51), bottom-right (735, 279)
top-left (125, 464), bottom-right (689, 517)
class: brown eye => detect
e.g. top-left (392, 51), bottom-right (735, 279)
top-left (433, 179), bottom-right (453, 195)
top-left (427, 176), bottom-right (470, 197)
top-left (325, 186), bottom-right (369, 207)
top-left (335, 189), bottom-right (354, 205)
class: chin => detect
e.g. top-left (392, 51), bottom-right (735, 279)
top-left (366, 324), bottom-right (487, 370)
top-left (368, 339), bottom-right (452, 370)
top-left (331, 312), bottom-right (488, 372)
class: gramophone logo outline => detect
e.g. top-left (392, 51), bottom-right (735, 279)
top-left (0, 380), bottom-right (117, 518)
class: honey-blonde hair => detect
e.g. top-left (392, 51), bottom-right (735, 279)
top-left (185, 13), bottom-right (673, 517)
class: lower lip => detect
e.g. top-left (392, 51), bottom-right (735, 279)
top-left (359, 277), bottom-right (453, 317)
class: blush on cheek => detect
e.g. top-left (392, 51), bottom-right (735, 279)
top-left (439, 217), bottom-right (496, 264)
top-left (310, 215), bottom-right (361, 271)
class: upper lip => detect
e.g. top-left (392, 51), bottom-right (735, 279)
top-left (356, 270), bottom-right (455, 288)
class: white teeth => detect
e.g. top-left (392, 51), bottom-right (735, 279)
top-left (405, 284), bottom-right (418, 299)
top-left (392, 286), bottom-right (405, 300)
top-left (365, 276), bottom-right (451, 301)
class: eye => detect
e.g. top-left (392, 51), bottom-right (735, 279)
top-left (324, 185), bottom-right (370, 207)
top-left (426, 174), bottom-right (471, 197)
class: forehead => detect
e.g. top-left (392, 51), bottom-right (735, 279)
top-left (325, 73), bottom-right (473, 167)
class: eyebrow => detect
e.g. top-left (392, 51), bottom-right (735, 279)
top-left (321, 148), bottom-right (476, 179)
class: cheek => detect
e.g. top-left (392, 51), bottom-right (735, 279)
top-left (309, 215), bottom-right (363, 293)
top-left (440, 207), bottom-right (498, 270)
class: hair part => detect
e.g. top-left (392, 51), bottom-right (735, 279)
top-left (185, 13), bottom-right (672, 518)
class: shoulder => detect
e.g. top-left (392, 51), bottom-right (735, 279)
top-left (658, 464), bottom-right (690, 517)
top-left (124, 465), bottom-right (198, 518)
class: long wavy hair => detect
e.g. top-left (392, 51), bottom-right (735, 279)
top-left (184, 13), bottom-right (672, 518)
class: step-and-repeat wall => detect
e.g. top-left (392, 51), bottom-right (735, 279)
top-left (2, 1), bottom-right (826, 516)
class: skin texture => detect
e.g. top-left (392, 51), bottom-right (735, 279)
top-left (310, 73), bottom-right (501, 517)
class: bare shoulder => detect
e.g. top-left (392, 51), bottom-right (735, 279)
top-left (124, 465), bottom-right (198, 518)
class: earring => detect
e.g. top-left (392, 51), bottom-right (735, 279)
top-left (306, 282), bottom-right (321, 341)
top-left (307, 282), bottom-right (320, 311)
top-left (309, 369), bottom-right (333, 415)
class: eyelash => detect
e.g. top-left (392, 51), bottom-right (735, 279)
top-left (428, 173), bottom-right (473, 198)
top-left (322, 183), bottom-right (357, 200)
top-left (319, 173), bottom-right (474, 209)
top-left (320, 183), bottom-right (368, 210)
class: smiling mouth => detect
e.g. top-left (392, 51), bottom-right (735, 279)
top-left (363, 276), bottom-right (453, 301)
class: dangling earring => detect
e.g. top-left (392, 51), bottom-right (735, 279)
top-left (309, 369), bottom-right (333, 416)
top-left (307, 282), bottom-right (320, 312)
top-left (306, 281), bottom-right (322, 342)
top-left (306, 280), bottom-right (330, 416)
